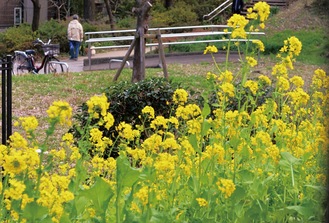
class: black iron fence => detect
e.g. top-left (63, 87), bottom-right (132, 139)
top-left (0, 55), bottom-right (12, 145)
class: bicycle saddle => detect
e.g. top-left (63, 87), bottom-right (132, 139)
top-left (25, 50), bottom-right (36, 55)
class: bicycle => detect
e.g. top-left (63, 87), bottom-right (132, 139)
top-left (12, 38), bottom-right (64, 75)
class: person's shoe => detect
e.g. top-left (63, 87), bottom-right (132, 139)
top-left (69, 57), bottom-right (75, 60)
top-left (74, 58), bottom-right (78, 61)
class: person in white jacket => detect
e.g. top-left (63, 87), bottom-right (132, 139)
top-left (67, 14), bottom-right (84, 60)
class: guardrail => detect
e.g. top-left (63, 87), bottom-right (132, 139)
top-left (85, 25), bottom-right (265, 70)
top-left (203, 0), bottom-right (233, 21)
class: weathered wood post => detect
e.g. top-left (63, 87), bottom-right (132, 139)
top-left (131, 0), bottom-right (152, 83)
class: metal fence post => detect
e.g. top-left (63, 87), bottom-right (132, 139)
top-left (6, 55), bottom-right (12, 141)
top-left (1, 55), bottom-right (12, 145)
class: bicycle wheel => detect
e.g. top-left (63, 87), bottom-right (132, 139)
top-left (44, 57), bottom-right (64, 74)
top-left (12, 55), bottom-right (29, 76)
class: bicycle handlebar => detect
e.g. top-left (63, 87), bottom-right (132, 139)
top-left (33, 38), bottom-right (52, 46)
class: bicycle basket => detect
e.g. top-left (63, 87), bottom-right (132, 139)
top-left (42, 44), bottom-right (60, 55)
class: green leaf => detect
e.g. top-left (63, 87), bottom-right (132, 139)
top-left (286, 205), bottom-right (314, 218)
top-left (201, 102), bottom-right (211, 118)
top-left (304, 185), bottom-right (327, 193)
top-left (201, 120), bottom-right (212, 138)
top-left (188, 134), bottom-right (201, 153)
top-left (116, 155), bottom-right (141, 188)
top-left (79, 177), bottom-right (114, 216)
top-left (22, 201), bottom-right (50, 222)
top-left (238, 169), bottom-right (254, 183)
top-left (280, 152), bottom-right (301, 165)
top-left (230, 185), bottom-right (247, 202)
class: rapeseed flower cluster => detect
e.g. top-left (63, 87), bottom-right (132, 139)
top-left (1, 5), bottom-right (328, 222)
top-left (46, 101), bottom-right (72, 126)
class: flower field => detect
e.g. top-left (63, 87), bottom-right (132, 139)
top-left (0, 2), bottom-right (328, 222)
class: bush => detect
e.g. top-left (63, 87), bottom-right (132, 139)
top-left (38, 19), bottom-right (69, 54)
top-left (0, 23), bottom-right (36, 54)
top-left (151, 1), bottom-right (198, 27)
top-left (70, 77), bottom-right (184, 158)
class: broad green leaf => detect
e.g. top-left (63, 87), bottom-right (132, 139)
top-left (230, 185), bottom-right (247, 202)
top-left (201, 119), bottom-right (212, 138)
top-left (22, 201), bottom-right (49, 222)
top-left (116, 155), bottom-right (141, 187)
top-left (201, 102), bottom-right (211, 118)
top-left (188, 134), bottom-right (201, 153)
top-left (304, 185), bottom-right (326, 193)
top-left (79, 177), bottom-right (114, 216)
top-left (286, 205), bottom-right (314, 218)
top-left (73, 196), bottom-right (91, 217)
top-left (280, 151), bottom-right (301, 165)
top-left (238, 169), bottom-right (254, 183)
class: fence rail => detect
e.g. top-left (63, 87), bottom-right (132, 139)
top-left (85, 25), bottom-right (265, 70)
top-left (0, 55), bottom-right (12, 145)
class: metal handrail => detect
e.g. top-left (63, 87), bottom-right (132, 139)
top-left (203, 0), bottom-right (232, 21)
top-left (85, 25), bottom-right (230, 38)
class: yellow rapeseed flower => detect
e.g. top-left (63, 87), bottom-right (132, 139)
top-left (173, 89), bottom-right (189, 105)
top-left (218, 70), bottom-right (234, 83)
top-left (216, 178), bottom-right (236, 198)
top-left (244, 80), bottom-right (259, 95)
top-left (4, 179), bottom-right (26, 200)
top-left (204, 45), bottom-right (218, 54)
top-left (287, 36), bottom-right (302, 56)
top-left (258, 75), bottom-right (272, 85)
top-left (252, 40), bottom-right (265, 52)
top-left (246, 56), bottom-right (258, 67)
top-left (86, 94), bottom-right (110, 119)
top-left (277, 76), bottom-right (290, 91)
top-left (3, 151), bottom-right (28, 175)
top-left (150, 115), bottom-right (168, 130)
top-left (253, 1), bottom-right (271, 23)
top-left (116, 122), bottom-right (139, 141)
top-left (103, 112), bottom-right (115, 130)
top-left (290, 76), bottom-right (304, 88)
top-left (142, 105), bottom-right (155, 119)
top-left (220, 82), bottom-right (235, 97)
top-left (196, 198), bottom-right (208, 207)
top-left (134, 186), bottom-right (149, 206)
top-left (47, 101), bottom-right (73, 126)
top-left (16, 116), bottom-right (38, 133)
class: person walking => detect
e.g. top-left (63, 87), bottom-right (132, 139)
top-left (67, 14), bottom-right (83, 60)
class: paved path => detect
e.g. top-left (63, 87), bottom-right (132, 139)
top-left (63, 49), bottom-right (239, 73)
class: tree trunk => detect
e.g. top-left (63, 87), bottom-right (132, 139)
top-left (104, 0), bottom-right (116, 31)
top-left (132, 0), bottom-right (152, 83)
top-left (84, 0), bottom-right (95, 21)
top-left (31, 0), bottom-right (41, 31)
top-left (165, 0), bottom-right (174, 8)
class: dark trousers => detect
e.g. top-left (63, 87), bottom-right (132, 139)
top-left (69, 40), bottom-right (81, 59)
top-left (232, 0), bottom-right (244, 14)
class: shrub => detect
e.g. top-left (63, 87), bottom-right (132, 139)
top-left (38, 19), bottom-right (69, 54)
top-left (70, 77), bottom-right (184, 158)
top-left (151, 1), bottom-right (198, 27)
top-left (0, 23), bottom-right (36, 54)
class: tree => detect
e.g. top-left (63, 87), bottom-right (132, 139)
top-left (30, 0), bottom-right (41, 31)
top-left (84, 0), bottom-right (95, 21)
top-left (49, 0), bottom-right (69, 21)
top-left (104, 0), bottom-right (116, 30)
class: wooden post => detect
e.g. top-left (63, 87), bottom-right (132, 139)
top-left (131, 0), bottom-right (152, 83)
top-left (156, 29), bottom-right (168, 79)
top-left (113, 38), bottom-right (136, 81)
